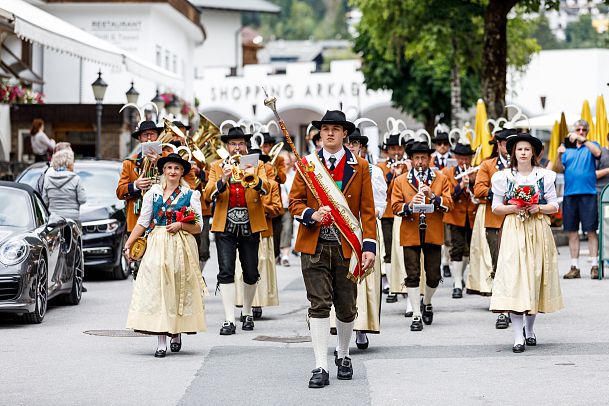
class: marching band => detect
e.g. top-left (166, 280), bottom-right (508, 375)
top-left (118, 96), bottom-right (562, 386)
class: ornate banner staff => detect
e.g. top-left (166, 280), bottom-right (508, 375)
top-left (263, 89), bottom-right (332, 225)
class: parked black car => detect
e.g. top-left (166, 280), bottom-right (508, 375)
top-left (17, 160), bottom-right (129, 279)
top-left (0, 182), bottom-right (83, 323)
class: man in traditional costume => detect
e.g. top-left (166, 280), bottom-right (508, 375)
top-left (392, 132), bottom-right (452, 331)
top-left (343, 120), bottom-right (386, 350)
top-left (441, 131), bottom-right (478, 298)
top-left (431, 124), bottom-right (455, 278)
top-left (260, 124), bottom-right (287, 263)
top-left (473, 127), bottom-right (516, 329)
top-left (376, 120), bottom-right (408, 302)
top-left (289, 110), bottom-right (376, 388)
top-left (205, 125), bottom-right (270, 335)
top-left (116, 120), bottom-right (163, 235)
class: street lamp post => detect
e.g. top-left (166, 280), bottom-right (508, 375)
top-left (167, 96), bottom-right (180, 118)
top-left (126, 81), bottom-right (139, 150)
top-left (91, 70), bottom-right (108, 159)
top-left (151, 88), bottom-right (165, 121)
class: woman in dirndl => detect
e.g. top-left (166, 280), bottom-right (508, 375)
top-left (490, 133), bottom-right (563, 353)
top-left (125, 153), bottom-right (207, 357)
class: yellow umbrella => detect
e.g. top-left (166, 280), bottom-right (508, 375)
top-left (473, 99), bottom-right (492, 165)
top-left (595, 95), bottom-right (608, 147)
top-left (559, 112), bottom-right (569, 141)
top-left (547, 120), bottom-right (560, 164)
top-left (581, 99), bottom-right (595, 141)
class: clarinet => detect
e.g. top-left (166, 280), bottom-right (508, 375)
top-left (417, 168), bottom-right (427, 233)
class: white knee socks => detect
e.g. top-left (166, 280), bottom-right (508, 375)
top-left (309, 317), bottom-right (330, 371)
top-left (242, 283), bottom-right (257, 317)
top-left (157, 335), bottom-right (167, 351)
top-left (336, 319), bottom-right (354, 359)
top-left (219, 283), bottom-right (236, 323)
top-left (451, 261), bottom-right (464, 288)
top-left (423, 285), bottom-right (437, 306)
top-left (511, 313), bottom-right (525, 345)
top-left (407, 287), bottom-right (421, 317)
top-left (524, 314), bottom-right (536, 338)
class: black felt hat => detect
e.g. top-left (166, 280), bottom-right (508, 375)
top-left (452, 142), bottom-right (475, 156)
top-left (311, 110), bottom-right (356, 135)
top-left (220, 127), bottom-right (252, 144)
top-left (261, 133), bottom-right (275, 145)
top-left (347, 128), bottom-right (369, 147)
top-left (408, 141), bottom-right (435, 155)
top-left (490, 128), bottom-right (518, 145)
top-left (432, 131), bottom-right (450, 143)
top-left (156, 152), bottom-right (191, 174)
top-left (131, 120), bottom-right (162, 140)
top-left (506, 133), bottom-right (543, 156)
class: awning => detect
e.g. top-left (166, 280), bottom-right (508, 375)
top-left (0, 0), bottom-right (182, 87)
top-left (514, 112), bottom-right (581, 130)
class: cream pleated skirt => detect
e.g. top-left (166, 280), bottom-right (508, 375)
top-left (235, 236), bottom-right (279, 307)
top-left (490, 214), bottom-right (563, 314)
top-left (389, 216), bottom-right (409, 294)
top-left (126, 227), bottom-right (207, 334)
top-left (466, 205), bottom-right (494, 295)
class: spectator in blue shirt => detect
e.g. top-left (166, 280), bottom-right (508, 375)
top-left (556, 119), bottom-right (601, 280)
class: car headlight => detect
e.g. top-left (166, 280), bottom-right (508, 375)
top-left (0, 239), bottom-right (29, 266)
top-left (82, 219), bottom-right (120, 233)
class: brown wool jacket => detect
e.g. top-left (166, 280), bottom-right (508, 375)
top-left (441, 166), bottom-right (478, 228)
top-left (473, 157), bottom-right (506, 229)
top-left (204, 159), bottom-right (270, 234)
top-left (288, 148), bottom-right (377, 258)
top-left (391, 169), bottom-right (453, 247)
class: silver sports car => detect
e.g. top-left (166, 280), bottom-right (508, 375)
top-left (0, 181), bottom-right (84, 323)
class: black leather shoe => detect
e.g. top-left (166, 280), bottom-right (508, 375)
top-left (82, 286), bottom-right (88, 293)
top-left (382, 287), bottom-right (390, 294)
top-left (512, 344), bottom-right (525, 353)
top-left (154, 348), bottom-right (166, 358)
top-left (525, 336), bottom-right (537, 346)
top-left (334, 350), bottom-right (339, 366)
top-left (240, 312), bottom-right (245, 323)
top-left (170, 336), bottom-right (181, 352)
top-left (452, 288), bottom-right (463, 299)
top-left (252, 307), bottom-right (262, 319)
top-left (355, 334), bottom-right (369, 350)
top-left (443, 265), bottom-right (451, 277)
top-left (410, 316), bottom-right (423, 331)
top-left (219, 321), bottom-right (236, 335)
top-left (308, 368), bottom-right (330, 388)
top-left (337, 357), bottom-right (353, 380)
top-left (404, 310), bottom-right (413, 318)
top-left (386, 294), bottom-right (398, 303)
top-left (330, 327), bottom-right (337, 335)
top-left (495, 314), bottom-right (509, 329)
top-left (422, 304), bottom-right (434, 325)
top-left (242, 315), bottom-right (254, 331)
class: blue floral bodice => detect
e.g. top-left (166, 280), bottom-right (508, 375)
top-left (151, 189), bottom-right (193, 226)
top-left (504, 171), bottom-right (547, 205)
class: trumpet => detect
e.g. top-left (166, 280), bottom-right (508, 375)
top-left (222, 154), bottom-right (260, 189)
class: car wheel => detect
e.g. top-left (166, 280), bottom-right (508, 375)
top-left (63, 241), bottom-right (83, 305)
top-left (111, 233), bottom-right (130, 280)
top-left (24, 258), bottom-right (48, 324)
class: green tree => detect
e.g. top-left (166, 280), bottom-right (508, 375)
top-left (352, 0), bottom-right (560, 119)
top-left (565, 14), bottom-right (602, 48)
top-left (530, 13), bottom-right (562, 49)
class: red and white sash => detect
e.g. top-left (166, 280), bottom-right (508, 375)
top-left (299, 153), bottom-right (366, 282)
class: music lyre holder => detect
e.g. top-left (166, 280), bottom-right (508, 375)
top-left (412, 204), bottom-right (434, 214)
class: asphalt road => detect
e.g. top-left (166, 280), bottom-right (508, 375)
top-left (2, 243), bottom-right (608, 406)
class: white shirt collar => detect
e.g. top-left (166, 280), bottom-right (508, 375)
top-left (499, 154), bottom-right (508, 167)
top-left (322, 148), bottom-right (346, 168)
top-left (438, 152), bottom-right (450, 160)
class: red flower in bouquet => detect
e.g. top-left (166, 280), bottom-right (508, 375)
top-left (508, 185), bottom-right (539, 208)
top-left (175, 206), bottom-right (199, 224)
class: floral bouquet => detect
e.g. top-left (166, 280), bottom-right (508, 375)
top-left (175, 207), bottom-right (200, 224)
top-left (508, 185), bottom-right (539, 221)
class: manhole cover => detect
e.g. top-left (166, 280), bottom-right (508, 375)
top-left (83, 330), bottom-right (149, 337)
top-left (253, 335), bottom-right (311, 343)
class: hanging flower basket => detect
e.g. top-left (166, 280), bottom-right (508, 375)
top-left (0, 81), bottom-right (44, 104)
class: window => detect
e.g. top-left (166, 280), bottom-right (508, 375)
top-left (165, 50), bottom-right (170, 70)
top-left (172, 54), bottom-right (177, 73)
top-left (156, 45), bottom-right (162, 67)
top-left (33, 195), bottom-right (48, 227)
